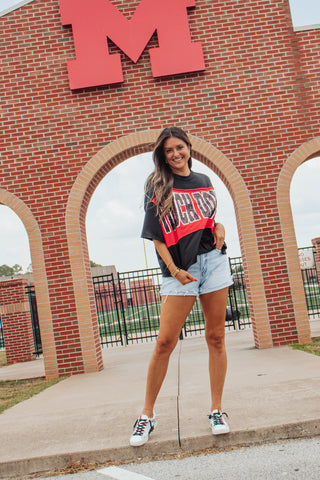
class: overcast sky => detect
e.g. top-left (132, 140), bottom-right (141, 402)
top-left (1, 0), bottom-right (320, 272)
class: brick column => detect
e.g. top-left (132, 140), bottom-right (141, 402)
top-left (0, 279), bottom-right (35, 364)
top-left (312, 237), bottom-right (320, 286)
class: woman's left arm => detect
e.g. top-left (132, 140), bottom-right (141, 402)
top-left (214, 222), bottom-right (225, 250)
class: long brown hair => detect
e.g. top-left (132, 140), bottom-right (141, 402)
top-left (145, 126), bottom-right (192, 220)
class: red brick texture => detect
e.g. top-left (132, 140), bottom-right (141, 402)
top-left (0, 280), bottom-right (35, 364)
top-left (1, 0), bottom-right (318, 376)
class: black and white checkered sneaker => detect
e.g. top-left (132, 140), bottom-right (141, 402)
top-left (209, 409), bottom-right (230, 435)
top-left (130, 414), bottom-right (157, 446)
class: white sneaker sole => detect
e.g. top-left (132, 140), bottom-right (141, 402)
top-left (130, 436), bottom-right (149, 447)
top-left (211, 425), bottom-right (230, 435)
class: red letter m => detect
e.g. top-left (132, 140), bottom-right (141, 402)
top-left (59, 0), bottom-right (205, 89)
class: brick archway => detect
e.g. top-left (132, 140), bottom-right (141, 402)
top-left (277, 138), bottom-right (320, 343)
top-left (2, 0), bottom-right (320, 375)
top-left (0, 189), bottom-right (58, 378)
top-left (66, 130), bottom-right (273, 372)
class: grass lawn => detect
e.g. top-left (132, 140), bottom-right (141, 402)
top-left (0, 351), bottom-right (6, 367)
top-left (0, 351), bottom-right (64, 414)
top-left (290, 337), bottom-right (320, 357)
top-left (0, 377), bottom-right (63, 414)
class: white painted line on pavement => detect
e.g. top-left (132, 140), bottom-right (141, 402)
top-left (98, 466), bottom-right (155, 480)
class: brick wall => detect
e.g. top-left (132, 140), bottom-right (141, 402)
top-left (295, 27), bottom-right (320, 130)
top-left (0, 279), bottom-right (35, 364)
top-left (1, 0), bottom-right (318, 376)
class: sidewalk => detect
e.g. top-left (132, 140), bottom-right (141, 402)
top-left (0, 321), bottom-right (319, 479)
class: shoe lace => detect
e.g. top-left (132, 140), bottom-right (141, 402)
top-left (133, 418), bottom-right (150, 436)
top-left (209, 411), bottom-right (228, 425)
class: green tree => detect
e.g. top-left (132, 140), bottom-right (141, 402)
top-left (12, 264), bottom-right (23, 275)
top-left (0, 264), bottom-right (23, 276)
top-left (0, 265), bottom-right (14, 276)
top-left (90, 260), bottom-right (102, 267)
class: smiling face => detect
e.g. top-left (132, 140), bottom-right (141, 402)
top-left (163, 136), bottom-right (191, 176)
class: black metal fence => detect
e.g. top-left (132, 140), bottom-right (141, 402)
top-left (0, 289), bottom-right (42, 354)
top-left (93, 258), bottom-right (251, 347)
top-left (299, 247), bottom-right (320, 319)
top-left (93, 250), bottom-right (320, 347)
top-left (0, 315), bottom-right (4, 350)
top-left (25, 285), bottom-right (42, 356)
top-left (0, 248), bottom-right (319, 352)
top-left (229, 256), bottom-right (251, 324)
top-left (93, 267), bottom-right (163, 347)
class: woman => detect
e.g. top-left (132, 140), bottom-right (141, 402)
top-left (130, 126), bottom-right (233, 447)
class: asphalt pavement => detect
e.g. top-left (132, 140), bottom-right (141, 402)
top-left (33, 437), bottom-right (320, 480)
top-left (0, 320), bottom-right (319, 479)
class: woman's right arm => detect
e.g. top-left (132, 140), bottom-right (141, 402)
top-left (153, 239), bottom-right (197, 285)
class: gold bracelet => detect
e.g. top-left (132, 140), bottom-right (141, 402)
top-left (167, 260), bottom-right (173, 270)
top-left (171, 267), bottom-right (180, 277)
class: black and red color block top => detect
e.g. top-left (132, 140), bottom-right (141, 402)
top-left (141, 171), bottom-right (218, 276)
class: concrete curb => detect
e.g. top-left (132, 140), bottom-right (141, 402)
top-left (1, 419), bottom-right (319, 479)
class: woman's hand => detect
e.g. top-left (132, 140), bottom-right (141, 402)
top-left (175, 269), bottom-right (197, 285)
top-left (214, 222), bottom-right (225, 250)
top-left (152, 239), bottom-right (197, 284)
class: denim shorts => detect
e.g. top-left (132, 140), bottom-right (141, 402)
top-left (161, 249), bottom-right (233, 297)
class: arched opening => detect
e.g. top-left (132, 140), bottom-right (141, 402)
top-left (0, 190), bottom-right (57, 377)
top-left (277, 138), bottom-right (320, 343)
top-left (0, 205), bottom-right (31, 276)
top-left (290, 156), bottom-right (320, 249)
top-left (0, 204), bottom-right (31, 363)
top-left (66, 130), bottom-right (272, 374)
top-left (290, 155), bottom-right (320, 334)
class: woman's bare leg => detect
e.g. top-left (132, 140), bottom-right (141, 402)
top-left (142, 295), bottom-right (196, 417)
top-left (200, 287), bottom-right (229, 412)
